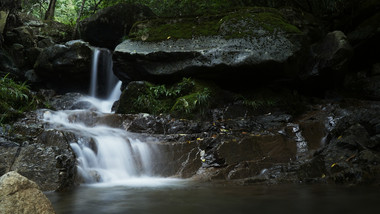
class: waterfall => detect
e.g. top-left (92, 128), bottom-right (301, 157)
top-left (89, 49), bottom-right (100, 97)
top-left (43, 48), bottom-right (158, 184)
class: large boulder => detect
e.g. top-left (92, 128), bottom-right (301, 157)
top-left (78, 3), bottom-right (155, 50)
top-left (0, 171), bottom-right (56, 214)
top-left (34, 40), bottom-right (93, 93)
top-left (113, 7), bottom-right (305, 88)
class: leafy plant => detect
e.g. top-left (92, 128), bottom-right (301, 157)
top-left (0, 74), bottom-right (39, 124)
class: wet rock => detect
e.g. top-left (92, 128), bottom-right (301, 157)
top-left (113, 7), bottom-right (304, 87)
top-left (128, 113), bottom-right (167, 134)
top-left (154, 141), bottom-right (201, 178)
top-left (298, 101), bottom-right (380, 184)
top-left (48, 93), bottom-right (85, 110)
top-left (78, 3), bottom-right (155, 50)
top-left (0, 171), bottom-right (56, 214)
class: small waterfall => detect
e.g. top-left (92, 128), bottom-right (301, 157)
top-left (89, 49), bottom-right (100, 97)
top-left (89, 48), bottom-right (120, 100)
top-left (43, 48), bottom-right (158, 184)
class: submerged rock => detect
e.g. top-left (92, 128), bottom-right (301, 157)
top-left (113, 7), bottom-right (305, 88)
top-left (0, 171), bottom-right (56, 214)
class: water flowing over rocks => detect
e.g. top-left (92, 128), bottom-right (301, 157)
top-left (78, 3), bottom-right (155, 50)
top-left (33, 41), bottom-right (115, 94)
top-left (113, 100), bottom-right (380, 185)
top-left (0, 110), bottom-right (77, 191)
top-left (0, 171), bottom-right (56, 214)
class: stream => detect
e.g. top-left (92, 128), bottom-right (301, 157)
top-left (46, 182), bottom-right (380, 214)
top-left (44, 48), bottom-right (380, 214)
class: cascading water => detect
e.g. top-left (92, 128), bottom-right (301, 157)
top-left (43, 48), bottom-right (159, 184)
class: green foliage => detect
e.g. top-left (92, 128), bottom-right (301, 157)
top-left (0, 74), bottom-right (39, 124)
top-left (125, 78), bottom-right (215, 118)
top-left (20, 0), bottom-right (364, 25)
top-left (171, 87), bottom-right (211, 117)
top-left (21, 0), bottom-right (103, 24)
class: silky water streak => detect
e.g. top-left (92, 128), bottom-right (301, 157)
top-left (43, 48), bottom-right (161, 185)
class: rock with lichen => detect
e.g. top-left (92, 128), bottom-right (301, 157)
top-left (0, 171), bottom-right (56, 214)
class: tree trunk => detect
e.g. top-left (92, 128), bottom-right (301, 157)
top-left (44, 0), bottom-right (57, 21)
top-left (72, 0), bottom-right (86, 39)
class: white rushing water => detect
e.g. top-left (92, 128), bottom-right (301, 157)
top-left (43, 48), bottom-right (162, 186)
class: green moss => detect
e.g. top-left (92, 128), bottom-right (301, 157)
top-left (130, 16), bottom-right (222, 41)
top-left (129, 7), bottom-right (301, 42)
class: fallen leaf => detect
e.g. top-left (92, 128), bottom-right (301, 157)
top-left (338, 136), bottom-right (342, 140)
top-left (331, 163), bottom-right (337, 168)
top-left (346, 154), bottom-right (356, 162)
top-left (167, 36), bottom-right (171, 39)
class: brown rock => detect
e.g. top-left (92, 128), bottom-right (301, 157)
top-left (0, 171), bottom-right (56, 214)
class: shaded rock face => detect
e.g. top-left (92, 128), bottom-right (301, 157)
top-left (348, 12), bottom-right (380, 70)
top-left (113, 8), bottom-right (305, 88)
top-left (0, 111), bottom-right (77, 191)
top-left (302, 31), bottom-right (353, 94)
top-left (0, 49), bottom-right (20, 78)
top-left (78, 3), bottom-right (155, 50)
top-left (34, 40), bottom-right (93, 93)
top-left (0, 171), bottom-right (55, 214)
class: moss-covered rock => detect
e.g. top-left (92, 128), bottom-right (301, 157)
top-left (129, 7), bottom-right (301, 42)
top-left (114, 7), bottom-right (305, 89)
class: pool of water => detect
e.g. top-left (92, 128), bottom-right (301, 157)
top-left (46, 179), bottom-right (380, 214)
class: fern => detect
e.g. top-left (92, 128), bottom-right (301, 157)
top-left (0, 73), bottom-right (39, 124)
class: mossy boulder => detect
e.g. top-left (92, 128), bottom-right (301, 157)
top-left (113, 7), bottom-right (305, 88)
